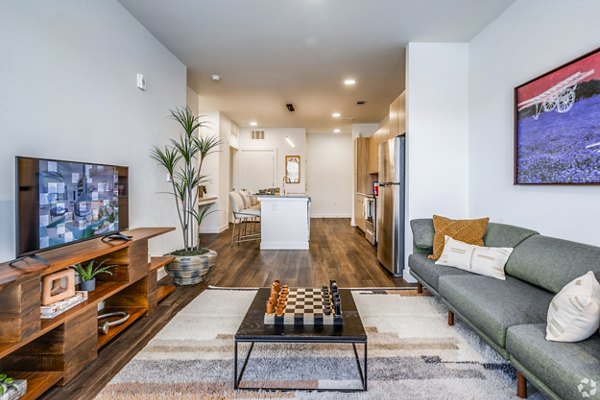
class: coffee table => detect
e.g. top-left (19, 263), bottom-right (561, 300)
top-left (234, 288), bottom-right (367, 392)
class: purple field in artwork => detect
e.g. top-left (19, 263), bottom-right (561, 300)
top-left (517, 94), bottom-right (600, 183)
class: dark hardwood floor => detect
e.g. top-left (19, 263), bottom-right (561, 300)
top-left (205, 218), bottom-right (406, 288)
top-left (41, 218), bottom-right (407, 400)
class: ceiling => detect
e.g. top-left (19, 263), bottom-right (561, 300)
top-left (118, 0), bottom-right (515, 134)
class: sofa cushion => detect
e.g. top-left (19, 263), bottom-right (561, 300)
top-left (483, 223), bottom-right (538, 248)
top-left (410, 219), bottom-right (434, 251)
top-left (408, 253), bottom-right (472, 293)
top-left (546, 271), bottom-right (600, 342)
top-left (439, 275), bottom-right (553, 348)
top-left (430, 215), bottom-right (489, 260)
top-left (507, 324), bottom-right (600, 400)
top-left (505, 235), bottom-right (600, 294)
top-left (435, 236), bottom-right (513, 281)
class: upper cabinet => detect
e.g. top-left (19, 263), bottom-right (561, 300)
top-left (389, 91), bottom-right (406, 136)
top-left (366, 91), bottom-right (406, 174)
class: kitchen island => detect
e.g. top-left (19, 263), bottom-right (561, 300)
top-left (257, 195), bottom-right (311, 250)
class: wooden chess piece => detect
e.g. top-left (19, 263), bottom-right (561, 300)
top-left (266, 300), bottom-right (274, 314)
top-left (273, 280), bottom-right (281, 293)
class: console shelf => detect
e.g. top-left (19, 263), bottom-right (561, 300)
top-left (149, 256), bottom-right (175, 272)
top-left (97, 306), bottom-right (147, 349)
top-left (0, 227), bottom-right (175, 400)
top-left (9, 371), bottom-right (63, 400)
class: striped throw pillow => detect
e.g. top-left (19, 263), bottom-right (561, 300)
top-left (546, 271), bottom-right (600, 342)
top-left (435, 236), bottom-right (513, 280)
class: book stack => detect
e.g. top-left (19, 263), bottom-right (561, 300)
top-left (40, 291), bottom-right (88, 319)
top-left (0, 379), bottom-right (27, 400)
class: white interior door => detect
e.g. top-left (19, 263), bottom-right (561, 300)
top-left (240, 149), bottom-right (276, 192)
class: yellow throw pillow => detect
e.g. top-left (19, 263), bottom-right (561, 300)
top-left (429, 215), bottom-right (489, 260)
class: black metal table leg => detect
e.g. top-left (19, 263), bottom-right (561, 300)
top-left (234, 341), bottom-right (255, 389)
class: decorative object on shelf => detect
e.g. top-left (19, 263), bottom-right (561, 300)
top-left (0, 373), bottom-right (26, 400)
top-left (70, 260), bottom-right (114, 292)
top-left (198, 185), bottom-right (207, 199)
top-left (98, 311), bottom-right (131, 335)
top-left (284, 155), bottom-right (301, 184)
top-left (515, 46), bottom-right (600, 184)
top-left (40, 291), bottom-right (88, 319)
top-left (151, 107), bottom-right (221, 285)
top-left (41, 269), bottom-right (75, 306)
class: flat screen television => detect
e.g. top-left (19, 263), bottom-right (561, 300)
top-left (15, 156), bottom-right (129, 258)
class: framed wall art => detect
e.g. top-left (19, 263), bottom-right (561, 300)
top-left (514, 47), bottom-right (600, 184)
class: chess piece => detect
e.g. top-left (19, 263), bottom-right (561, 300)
top-left (266, 300), bottom-right (274, 314)
top-left (273, 280), bottom-right (281, 293)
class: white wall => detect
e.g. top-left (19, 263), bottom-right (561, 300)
top-left (469, 0), bottom-right (600, 246)
top-left (306, 134), bottom-right (353, 218)
top-left (195, 111), bottom-right (239, 233)
top-left (238, 128), bottom-right (307, 194)
top-left (0, 1), bottom-right (187, 262)
top-left (405, 42), bottom-right (470, 281)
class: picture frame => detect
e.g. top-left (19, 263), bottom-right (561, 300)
top-left (285, 155), bottom-right (301, 184)
top-left (514, 47), bottom-right (600, 185)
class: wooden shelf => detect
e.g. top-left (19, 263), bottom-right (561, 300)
top-left (97, 306), bottom-right (147, 350)
top-left (156, 285), bottom-right (176, 303)
top-left (148, 256), bottom-right (175, 272)
top-left (9, 371), bottom-right (63, 400)
top-left (0, 226), bottom-right (175, 400)
top-left (0, 281), bottom-right (131, 359)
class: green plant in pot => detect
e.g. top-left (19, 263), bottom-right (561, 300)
top-left (71, 260), bottom-right (113, 291)
top-left (151, 107), bottom-right (220, 285)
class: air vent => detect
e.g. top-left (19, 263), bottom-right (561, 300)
top-left (286, 103), bottom-right (295, 112)
top-left (356, 100), bottom-right (367, 105)
top-left (251, 130), bottom-right (265, 140)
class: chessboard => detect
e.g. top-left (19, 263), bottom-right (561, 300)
top-left (264, 287), bottom-right (343, 326)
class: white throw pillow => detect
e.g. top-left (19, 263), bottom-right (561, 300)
top-left (546, 271), bottom-right (600, 342)
top-left (435, 236), bottom-right (513, 280)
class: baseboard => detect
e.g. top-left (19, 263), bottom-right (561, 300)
top-left (403, 269), bottom-right (417, 283)
top-left (260, 242), bottom-right (309, 250)
top-left (199, 224), bottom-right (228, 234)
top-left (310, 214), bottom-right (351, 218)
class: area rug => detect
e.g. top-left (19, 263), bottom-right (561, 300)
top-left (96, 288), bottom-right (544, 399)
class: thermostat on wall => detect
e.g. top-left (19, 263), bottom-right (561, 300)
top-left (136, 73), bottom-right (146, 91)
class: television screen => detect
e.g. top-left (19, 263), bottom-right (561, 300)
top-left (16, 157), bottom-right (129, 257)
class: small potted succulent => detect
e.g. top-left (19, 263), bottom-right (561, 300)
top-left (71, 260), bottom-right (114, 292)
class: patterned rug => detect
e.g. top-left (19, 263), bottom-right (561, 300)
top-left (96, 288), bottom-right (544, 399)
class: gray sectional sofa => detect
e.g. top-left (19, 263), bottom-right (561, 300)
top-left (408, 219), bottom-right (600, 400)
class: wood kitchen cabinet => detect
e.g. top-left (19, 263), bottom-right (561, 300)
top-left (355, 137), bottom-right (370, 194)
top-left (389, 92), bottom-right (406, 136)
top-left (354, 194), bottom-right (366, 232)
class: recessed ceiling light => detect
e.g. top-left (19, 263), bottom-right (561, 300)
top-left (344, 79), bottom-right (356, 86)
top-left (250, 121), bottom-right (257, 126)
top-left (211, 74), bottom-right (221, 81)
top-left (333, 128), bottom-right (341, 133)
top-left (332, 112), bottom-right (341, 118)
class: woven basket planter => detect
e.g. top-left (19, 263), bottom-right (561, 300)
top-left (165, 249), bottom-right (217, 285)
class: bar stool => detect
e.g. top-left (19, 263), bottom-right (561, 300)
top-left (229, 191), bottom-right (261, 246)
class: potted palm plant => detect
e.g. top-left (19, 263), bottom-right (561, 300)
top-left (151, 107), bottom-right (220, 285)
top-left (71, 260), bottom-right (113, 292)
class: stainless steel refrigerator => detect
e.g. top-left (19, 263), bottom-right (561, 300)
top-left (376, 136), bottom-right (405, 276)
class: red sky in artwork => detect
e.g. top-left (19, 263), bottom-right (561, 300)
top-left (517, 51), bottom-right (600, 102)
